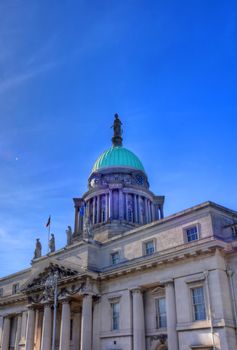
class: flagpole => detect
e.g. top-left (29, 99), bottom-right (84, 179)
top-left (47, 215), bottom-right (51, 253)
top-left (48, 224), bottom-right (50, 253)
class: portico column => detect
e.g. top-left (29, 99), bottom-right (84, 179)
top-left (73, 310), bottom-right (81, 350)
top-left (14, 314), bottom-right (22, 350)
top-left (1, 317), bottom-right (10, 350)
top-left (80, 294), bottom-right (92, 350)
top-left (59, 300), bottom-right (71, 350)
top-left (164, 280), bottom-right (178, 350)
top-left (132, 288), bottom-right (146, 350)
top-left (41, 304), bottom-right (52, 350)
top-left (25, 307), bottom-right (35, 350)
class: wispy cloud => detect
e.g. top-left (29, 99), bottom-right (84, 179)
top-left (0, 227), bottom-right (31, 248)
top-left (0, 60), bottom-right (59, 95)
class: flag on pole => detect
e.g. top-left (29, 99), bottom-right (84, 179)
top-left (46, 216), bottom-right (51, 228)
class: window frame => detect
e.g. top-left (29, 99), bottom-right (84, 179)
top-left (183, 224), bottom-right (200, 243)
top-left (155, 296), bottom-right (167, 329)
top-left (111, 251), bottom-right (120, 265)
top-left (12, 283), bottom-right (20, 295)
top-left (143, 239), bottom-right (156, 256)
top-left (111, 301), bottom-right (120, 331)
top-left (190, 285), bottom-right (207, 322)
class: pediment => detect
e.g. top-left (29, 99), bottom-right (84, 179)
top-left (21, 258), bottom-right (87, 292)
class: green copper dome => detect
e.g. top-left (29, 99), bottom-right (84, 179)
top-left (92, 146), bottom-right (145, 173)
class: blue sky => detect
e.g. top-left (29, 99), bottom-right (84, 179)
top-left (0, 0), bottom-right (236, 277)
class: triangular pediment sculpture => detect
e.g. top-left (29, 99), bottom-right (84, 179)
top-left (21, 258), bottom-right (88, 292)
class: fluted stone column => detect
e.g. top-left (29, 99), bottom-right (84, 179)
top-left (92, 197), bottom-right (96, 224)
top-left (160, 205), bottom-right (164, 219)
top-left (148, 201), bottom-right (151, 223)
top-left (59, 300), bottom-right (71, 350)
top-left (138, 196), bottom-right (143, 224)
top-left (73, 310), bottom-right (81, 350)
top-left (154, 204), bottom-right (159, 220)
top-left (41, 304), bottom-right (52, 350)
top-left (25, 308), bottom-right (35, 350)
top-left (125, 193), bottom-right (128, 221)
top-left (106, 193), bottom-right (109, 221)
top-left (97, 195), bottom-right (100, 223)
top-left (134, 194), bottom-right (138, 223)
top-left (119, 189), bottom-right (124, 220)
top-left (80, 294), bottom-right (92, 350)
top-left (132, 288), bottom-right (146, 350)
top-left (78, 205), bottom-right (84, 233)
top-left (109, 190), bottom-right (113, 220)
top-left (144, 198), bottom-right (148, 223)
top-left (15, 314), bottom-right (22, 350)
top-left (74, 206), bottom-right (79, 235)
top-left (1, 317), bottom-right (10, 350)
top-left (164, 280), bottom-right (178, 350)
top-left (151, 203), bottom-right (155, 221)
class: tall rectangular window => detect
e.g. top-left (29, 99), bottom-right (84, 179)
top-left (192, 286), bottom-right (206, 321)
top-left (111, 252), bottom-right (120, 265)
top-left (111, 302), bottom-right (120, 330)
top-left (186, 226), bottom-right (199, 242)
top-left (12, 283), bottom-right (20, 295)
top-left (155, 298), bottom-right (167, 328)
top-left (145, 240), bottom-right (155, 255)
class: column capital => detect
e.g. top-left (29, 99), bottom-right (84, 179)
top-left (26, 304), bottom-right (36, 310)
top-left (130, 287), bottom-right (143, 294)
top-left (81, 292), bottom-right (94, 298)
top-left (3, 314), bottom-right (11, 320)
top-left (160, 278), bottom-right (174, 286)
top-left (42, 302), bottom-right (53, 308)
top-left (60, 298), bottom-right (71, 305)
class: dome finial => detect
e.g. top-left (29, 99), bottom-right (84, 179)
top-left (112, 113), bottom-right (123, 146)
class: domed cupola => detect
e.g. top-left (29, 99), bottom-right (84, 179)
top-left (89, 114), bottom-right (149, 190)
top-left (73, 114), bottom-right (165, 242)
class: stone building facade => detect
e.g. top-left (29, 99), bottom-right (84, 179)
top-left (1, 115), bottom-right (237, 350)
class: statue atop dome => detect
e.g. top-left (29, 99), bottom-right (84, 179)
top-left (112, 113), bottom-right (123, 146)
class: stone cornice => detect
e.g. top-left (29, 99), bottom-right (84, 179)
top-left (0, 293), bottom-right (27, 306)
top-left (0, 268), bottom-right (31, 283)
top-left (99, 239), bottom-right (229, 280)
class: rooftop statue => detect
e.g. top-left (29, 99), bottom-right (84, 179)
top-left (33, 238), bottom-right (42, 259)
top-left (112, 113), bottom-right (123, 146)
top-left (66, 225), bottom-right (73, 246)
top-left (49, 233), bottom-right (55, 253)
